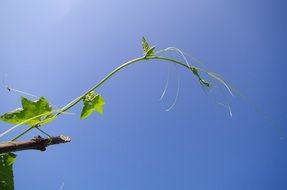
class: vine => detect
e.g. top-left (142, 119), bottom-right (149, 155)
top-left (0, 37), bottom-right (232, 189)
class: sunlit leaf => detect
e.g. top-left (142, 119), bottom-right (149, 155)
top-left (146, 46), bottom-right (156, 57)
top-left (142, 36), bottom-right (150, 53)
top-left (142, 37), bottom-right (155, 57)
top-left (0, 153), bottom-right (16, 190)
top-left (80, 91), bottom-right (105, 119)
top-left (0, 96), bottom-right (54, 126)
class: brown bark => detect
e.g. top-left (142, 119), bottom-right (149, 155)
top-left (0, 135), bottom-right (71, 154)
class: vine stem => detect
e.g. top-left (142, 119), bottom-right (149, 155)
top-left (57, 56), bottom-right (146, 115)
top-left (57, 55), bottom-right (197, 115)
top-left (11, 54), bottom-right (197, 141)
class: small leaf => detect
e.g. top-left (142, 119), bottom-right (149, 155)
top-left (146, 46), bottom-right (156, 57)
top-left (0, 153), bottom-right (16, 190)
top-left (142, 36), bottom-right (150, 54)
top-left (0, 96), bottom-right (54, 126)
top-left (80, 91), bottom-right (105, 119)
top-left (142, 37), bottom-right (156, 57)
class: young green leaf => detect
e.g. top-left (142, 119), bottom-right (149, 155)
top-left (142, 36), bottom-right (150, 54)
top-left (142, 37), bottom-right (156, 57)
top-left (0, 153), bottom-right (16, 190)
top-left (80, 91), bottom-right (105, 119)
top-left (0, 96), bottom-right (54, 126)
top-left (146, 46), bottom-right (156, 57)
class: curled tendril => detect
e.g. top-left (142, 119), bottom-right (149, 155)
top-left (156, 46), bottom-right (234, 115)
top-left (2, 75), bottom-right (39, 98)
top-left (165, 66), bottom-right (180, 112)
top-left (159, 64), bottom-right (171, 101)
top-left (158, 49), bottom-right (185, 111)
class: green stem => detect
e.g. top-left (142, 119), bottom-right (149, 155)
top-left (152, 55), bottom-right (193, 69)
top-left (57, 55), bottom-right (196, 115)
top-left (11, 54), bottom-right (197, 141)
top-left (57, 56), bottom-right (146, 115)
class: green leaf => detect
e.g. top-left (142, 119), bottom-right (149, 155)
top-left (142, 36), bottom-right (155, 57)
top-left (146, 46), bottom-right (156, 57)
top-left (0, 153), bottom-right (16, 190)
top-left (80, 91), bottom-right (105, 119)
top-left (142, 36), bottom-right (150, 54)
top-left (0, 96), bottom-right (54, 126)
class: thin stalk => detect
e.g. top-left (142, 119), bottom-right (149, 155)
top-left (11, 56), bottom-right (145, 141)
top-left (58, 55), bottom-right (195, 115)
top-left (57, 56), bottom-right (146, 115)
top-left (11, 54), bottom-right (197, 141)
top-left (151, 55), bottom-right (194, 70)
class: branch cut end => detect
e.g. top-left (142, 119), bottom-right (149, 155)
top-left (59, 135), bottom-right (71, 142)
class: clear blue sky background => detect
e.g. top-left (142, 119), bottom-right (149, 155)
top-left (1, 0), bottom-right (287, 189)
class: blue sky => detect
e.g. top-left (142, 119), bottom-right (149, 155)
top-left (1, 0), bottom-right (287, 189)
